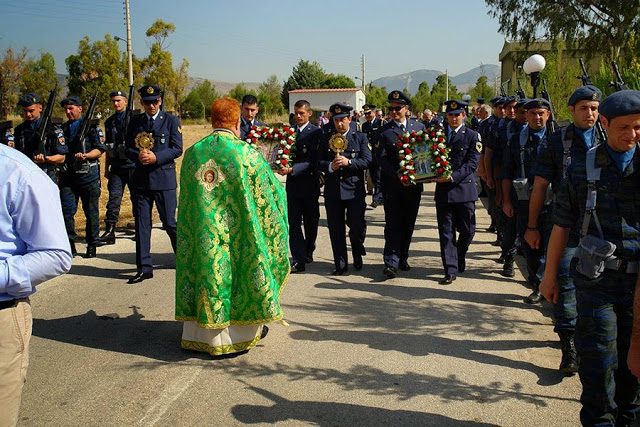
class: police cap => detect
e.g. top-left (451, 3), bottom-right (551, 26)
top-left (567, 85), bottom-right (602, 106)
top-left (110, 90), bottom-right (128, 99)
top-left (515, 97), bottom-right (529, 108)
top-left (329, 103), bottom-right (353, 119)
top-left (60, 96), bottom-right (83, 107)
top-left (388, 90), bottom-right (411, 105)
top-left (477, 97), bottom-right (485, 104)
top-left (18, 93), bottom-right (42, 107)
top-left (503, 95), bottom-right (519, 105)
top-left (362, 104), bottom-right (376, 113)
top-left (489, 96), bottom-right (503, 106)
top-left (444, 99), bottom-right (468, 114)
top-left (598, 90), bottom-right (640, 119)
top-left (523, 98), bottom-right (551, 111)
top-left (138, 84), bottom-right (162, 101)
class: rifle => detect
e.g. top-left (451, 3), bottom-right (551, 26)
top-left (35, 82), bottom-right (58, 156)
top-left (576, 58), bottom-right (607, 143)
top-left (610, 61), bottom-right (629, 91)
top-left (540, 80), bottom-right (557, 134)
top-left (516, 80), bottom-right (526, 99)
top-left (123, 84), bottom-right (134, 139)
top-left (500, 79), bottom-right (510, 97)
top-left (73, 89), bottom-right (99, 155)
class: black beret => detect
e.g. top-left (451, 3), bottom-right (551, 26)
top-left (110, 90), bottom-right (128, 99)
top-left (567, 85), bottom-right (602, 106)
top-left (489, 96), bottom-right (503, 106)
top-left (329, 103), bottom-right (353, 118)
top-left (523, 98), bottom-right (551, 111)
top-left (18, 93), bottom-right (41, 107)
top-left (60, 96), bottom-right (83, 107)
top-left (444, 99), bottom-right (468, 114)
top-left (598, 90), bottom-right (640, 119)
top-left (503, 95), bottom-right (519, 105)
top-left (515, 98), bottom-right (529, 108)
top-left (388, 90), bottom-right (411, 105)
top-left (138, 84), bottom-right (162, 101)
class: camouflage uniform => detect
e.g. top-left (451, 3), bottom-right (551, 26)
top-left (13, 118), bottom-right (67, 183)
top-left (104, 111), bottom-right (135, 225)
top-left (553, 143), bottom-right (640, 425)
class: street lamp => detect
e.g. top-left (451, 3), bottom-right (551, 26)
top-left (523, 54), bottom-right (546, 98)
top-left (461, 94), bottom-right (471, 102)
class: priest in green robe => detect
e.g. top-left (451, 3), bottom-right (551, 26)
top-left (175, 97), bottom-right (289, 356)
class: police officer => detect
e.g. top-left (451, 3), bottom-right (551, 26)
top-left (276, 99), bottom-right (322, 273)
top-left (125, 84), bottom-right (182, 284)
top-left (541, 90), bottom-right (640, 426)
top-left (59, 96), bottom-right (107, 258)
top-left (239, 94), bottom-right (266, 140)
top-left (482, 96), bottom-right (506, 244)
top-left (0, 121), bottom-right (13, 147)
top-left (361, 103), bottom-right (384, 208)
top-left (434, 100), bottom-right (481, 284)
top-left (96, 90), bottom-right (136, 246)
top-left (378, 91), bottom-right (426, 279)
top-left (13, 93), bottom-right (67, 182)
top-left (528, 85), bottom-right (603, 375)
top-left (501, 98), bottom-right (552, 302)
top-left (318, 103), bottom-right (371, 275)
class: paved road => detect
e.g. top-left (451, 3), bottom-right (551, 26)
top-left (18, 184), bottom-right (582, 426)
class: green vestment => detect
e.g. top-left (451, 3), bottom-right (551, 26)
top-left (175, 130), bottom-right (289, 329)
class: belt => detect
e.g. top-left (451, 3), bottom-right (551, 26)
top-left (0, 299), bottom-right (18, 310)
top-left (605, 259), bottom-right (639, 274)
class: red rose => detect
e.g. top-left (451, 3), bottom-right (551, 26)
top-left (251, 138), bottom-right (257, 143)
top-left (284, 149), bottom-right (290, 154)
top-left (442, 160), bottom-right (448, 166)
top-left (397, 135), bottom-right (403, 141)
top-left (440, 148), bottom-right (446, 154)
top-left (404, 148), bottom-right (411, 154)
top-left (397, 142), bottom-right (404, 148)
top-left (403, 136), bottom-right (410, 143)
top-left (411, 131), bottom-right (417, 137)
top-left (401, 175), bottom-right (408, 182)
top-left (438, 137), bottom-right (444, 142)
top-left (432, 145), bottom-right (438, 150)
top-left (281, 159), bottom-right (288, 166)
top-left (251, 126), bottom-right (257, 130)
top-left (438, 168), bottom-right (444, 174)
top-left (262, 127), bottom-right (268, 132)
top-left (407, 161), bottom-right (413, 165)
top-left (430, 132), bottom-right (436, 138)
top-left (435, 157), bottom-right (441, 162)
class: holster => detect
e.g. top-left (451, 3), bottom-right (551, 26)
top-left (512, 177), bottom-right (531, 201)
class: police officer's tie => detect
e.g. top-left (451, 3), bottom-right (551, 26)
top-left (400, 123), bottom-right (405, 133)
top-left (149, 117), bottom-right (154, 131)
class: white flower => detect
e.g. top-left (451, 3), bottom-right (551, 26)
top-left (438, 143), bottom-right (445, 149)
top-left (403, 143), bottom-right (410, 148)
top-left (400, 160), bottom-right (406, 167)
top-left (278, 149), bottom-right (283, 154)
top-left (405, 155), bottom-right (412, 161)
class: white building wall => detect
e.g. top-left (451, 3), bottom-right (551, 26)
top-left (288, 90), bottom-right (365, 113)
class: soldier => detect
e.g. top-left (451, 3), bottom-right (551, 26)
top-left (59, 96), bottom-right (107, 258)
top-left (125, 84), bottom-right (182, 284)
top-left (527, 85), bottom-right (603, 375)
top-left (482, 96), bottom-right (506, 242)
top-left (97, 90), bottom-right (136, 246)
top-left (239, 94), bottom-right (266, 140)
top-left (541, 90), bottom-right (640, 426)
top-left (361, 103), bottom-right (384, 208)
top-left (318, 103), bottom-right (371, 275)
top-left (13, 93), bottom-right (67, 182)
top-left (378, 91), bottom-right (426, 279)
top-left (434, 100), bottom-right (482, 284)
top-left (276, 99), bottom-right (322, 273)
top-left (501, 98), bottom-right (552, 302)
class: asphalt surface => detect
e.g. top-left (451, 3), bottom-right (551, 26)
top-left (18, 184), bottom-right (583, 427)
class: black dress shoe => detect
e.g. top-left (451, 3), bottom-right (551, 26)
top-left (127, 272), bottom-right (153, 284)
top-left (439, 274), bottom-right (456, 285)
top-left (85, 245), bottom-right (97, 258)
top-left (305, 255), bottom-right (314, 264)
top-left (399, 260), bottom-right (410, 271)
top-left (331, 267), bottom-right (348, 276)
top-left (290, 262), bottom-right (305, 273)
top-left (458, 257), bottom-right (466, 273)
top-left (353, 255), bottom-right (363, 270)
top-left (260, 325), bottom-right (269, 340)
top-left (383, 266), bottom-right (397, 279)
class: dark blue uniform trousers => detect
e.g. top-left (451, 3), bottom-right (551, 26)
top-left (60, 178), bottom-right (101, 245)
top-left (134, 189), bottom-right (177, 273)
top-left (383, 188), bottom-right (421, 269)
top-left (575, 273), bottom-right (640, 426)
top-left (288, 194), bottom-right (320, 265)
top-left (436, 201), bottom-right (475, 276)
top-left (106, 167), bottom-right (134, 224)
top-left (324, 197), bottom-right (366, 270)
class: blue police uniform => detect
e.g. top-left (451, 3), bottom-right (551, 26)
top-left (240, 117), bottom-right (266, 140)
top-left (286, 122), bottom-right (322, 270)
top-left (435, 100), bottom-right (481, 282)
top-left (125, 85), bottom-right (182, 282)
top-left (102, 100), bottom-right (136, 241)
top-left (378, 92), bottom-right (426, 277)
top-left (59, 97), bottom-right (107, 256)
top-left (14, 120), bottom-right (67, 183)
top-left (361, 107), bottom-right (385, 207)
top-left (318, 104), bottom-right (372, 274)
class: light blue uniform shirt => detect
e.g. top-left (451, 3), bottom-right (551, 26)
top-left (0, 144), bottom-right (72, 301)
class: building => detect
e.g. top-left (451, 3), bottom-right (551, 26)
top-left (288, 88), bottom-right (366, 114)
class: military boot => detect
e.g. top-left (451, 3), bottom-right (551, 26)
top-left (96, 223), bottom-right (116, 247)
top-left (558, 331), bottom-right (579, 375)
top-left (501, 256), bottom-right (515, 277)
top-left (525, 282), bottom-right (542, 304)
top-left (85, 244), bottom-right (97, 258)
top-left (69, 240), bottom-right (77, 257)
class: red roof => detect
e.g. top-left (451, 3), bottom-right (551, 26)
top-left (288, 88), bottom-right (361, 93)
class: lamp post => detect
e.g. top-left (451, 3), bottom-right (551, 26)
top-left (523, 54), bottom-right (546, 98)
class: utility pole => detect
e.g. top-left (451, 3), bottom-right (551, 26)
top-left (125, 0), bottom-right (134, 85)
top-left (361, 54), bottom-right (366, 93)
top-left (445, 69), bottom-right (449, 101)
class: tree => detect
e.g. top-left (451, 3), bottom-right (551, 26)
top-left (21, 52), bottom-right (57, 104)
top-left (411, 82), bottom-right (432, 115)
top-left (281, 60), bottom-right (329, 108)
top-left (364, 85), bottom-right (389, 112)
top-left (66, 35), bottom-right (127, 113)
top-left (468, 75), bottom-right (495, 102)
top-left (180, 80), bottom-right (218, 120)
top-left (485, 0), bottom-right (640, 62)
top-left (145, 19), bottom-right (176, 50)
top-left (257, 75), bottom-right (285, 117)
top-left (0, 47), bottom-right (28, 118)
top-left (323, 73), bottom-right (356, 89)
top-left (227, 83), bottom-right (256, 104)
top-left (430, 74), bottom-right (458, 111)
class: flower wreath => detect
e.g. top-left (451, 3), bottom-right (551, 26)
top-left (245, 125), bottom-right (296, 168)
top-left (396, 125), bottom-right (451, 184)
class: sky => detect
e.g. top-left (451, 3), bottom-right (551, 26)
top-left (0, 0), bottom-right (507, 85)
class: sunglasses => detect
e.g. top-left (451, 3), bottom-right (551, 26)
top-left (365, 110), bottom-right (374, 115)
top-left (388, 106), bottom-right (405, 112)
top-left (143, 99), bottom-right (161, 105)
